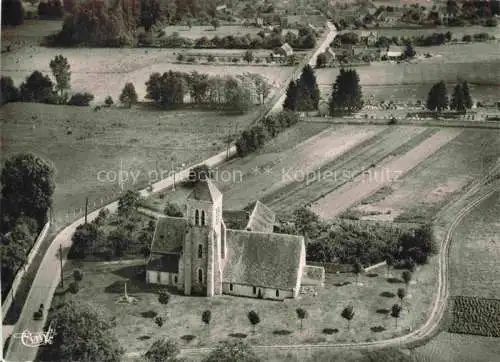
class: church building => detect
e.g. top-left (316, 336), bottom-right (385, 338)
top-left (145, 179), bottom-right (323, 300)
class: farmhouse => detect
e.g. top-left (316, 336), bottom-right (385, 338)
top-left (385, 45), bottom-right (403, 60)
top-left (275, 42), bottom-right (294, 57)
top-left (146, 180), bottom-right (322, 300)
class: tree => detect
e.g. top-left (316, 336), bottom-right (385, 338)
top-left (391, 303), bottom-right (402, 328)
top-left (397, 287), bottom-right (406, 307)
top-left (105, 96), bottom-right (114, 107)
top-left (1, 242), bottom-right (28, 277)
top-left (120, 82), bottom-right (138, 108)
top-left (297, 64), bottom-right (320, 110)
top-left (155, 316), bottom-right (165, 327)
top-left (450, 83), bottom-right (465, 112)
top-left (243, 50), bottom-right (254, 64)
top-left (461, 81), bottom-right (473, 110)
top-left (164, 202), bottom-right (183, 217)
top-left (354, 260), bottom-right (364, 284)
top-left (145, 338), bottom-right (180, 362)
top-left (426, 81), bottom-right (448, 112)
top-left (204, 340), bottom-right (260, 362)
top-left (1, 76), bottom-right (20, 105)
top-left (68, 92), bottom-right (94, 106)
top-left (50, 55), bottom-right (71, 100)
top-left (202, 310), bottom-right (211, 326)
top-left (251, 74), bottom-right (270, 105)
top-left (402, 270), bottom-right (412, 291)
top-left (70, 222), bottom-right (104, 259)
top-left (43, 300), bottom-right (123, 361)
top-left (73, 269), bottom-right (83, 282)
top-left (107, 229), bottom-right (129, 257)
top-left (69, 281), bottom-right (80, 294)
top-left (293, 206), bottom-right (319, 237)
top-left (158, 290), bottom-right (171, 305)
top-left (140, 0), bottom-right (161, 32)
top-left (224, 77), bottom-right (252, 114)
top-left (19, 71), bottom-right (55, 103)
top-left (247, 310), bottom-right (260, 334)
top-left (404, 43), bottom-right (416, 59)
top-left (117, 190), bottom-right (141, 216)
top-left (316, 52), bottom-right (327, 68)
top-left (1, 153), bottom-right (55, 229)
top-left (296, 308), bottom-right (307, 330)
top-left (386, 254), bottom-right (394, 277)
top-left (329, 68), bottom-right (363, 115)
top-left (1, 0), bottom-right (24, 26)
top-left (341, 305), bottom-right (355, 331)
top-left (283, 80), bottom-right (298, 111)
top-left (211, 18), bottom-right (220, 30)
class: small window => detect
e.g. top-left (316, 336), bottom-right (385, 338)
top-left (276, 289), bottom-right (279, 297)
top-left (198, 244), bottom-right (203, 258)
top-left (198, 269), bottom-right (203, 284)
top-left (230, 283), bottom-right (233, 291)
top-left (195, 209), bottom-right (199, 225)
top-left (157, 273), bottom-right (160, 284)
top-left (201, 210), bottom-right (206, 226)
top-left (174, 275), bottom-right (178, 284)
top-left (253, 286), bottom-right (257, 294)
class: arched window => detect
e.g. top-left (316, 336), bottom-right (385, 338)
top-left (195, 209), bottom-right (199, 225)
top-left (198, 244), bottom-right (203, 258)
top-left (201, 210), bottom-right (205, 226)
top-left (198, 269), bottom-right (203, 284)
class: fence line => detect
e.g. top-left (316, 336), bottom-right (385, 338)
top-left (1, 220), bottom-right (50, 319)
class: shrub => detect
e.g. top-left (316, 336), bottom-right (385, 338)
top-left (158, 290), bottom-right (170, 305)
top-left (154, 316), bottom-right (165, 327)
top-left (104, 96), bottom-right (114, 107)
top-left (322, 328), bottom-right (339, 334)
top-left (142, 310), bottom-right (158, 318)
top-left (181, 335), bottom-right (196, 342)
top-left (33, 310), bottom-right (43, 320)
top-left (1, 76), bottom-right (20, 105)
top-left (163, 202), bottom-right (183, 217)
top-left (68, 281), bottom-right (80, 294)
top-left (485, 18), bottom-right (498, 27)
top-left (68, 92), bottom-right (94, 106)
top-left (370, 326), bottom-right (386, 332)
top-left (72, 269), bottom-right (83, 282)
top-left (187, 164), bottom-right (212, 183)
top-left (20, 71), bottom-right (55, 103)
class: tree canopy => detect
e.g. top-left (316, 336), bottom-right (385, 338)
top-left (426, 81), bottom-right (448, 112)
top-left (450, 81), bottom-right (473, 113)
top-left (329, 68), bottom-right (363, 115)
top-left (19, 71), bottom-right (55, 103)
top-left (120, 82), bottom-right (138, 108)
top-left (50, 55), bottom-right (72, 98)
top-left (297, 65), bottom-right (320, 111)
top-left (204, 340), bottom-right (260, 362)
top-left (1, 153), bottom-right (55, 229)
top-left (1, 0), bottom-right (24, 26)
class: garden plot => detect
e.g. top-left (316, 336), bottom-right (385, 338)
top-left (349, 130), bottom-right (500, 223)
top-left (1, 46), bottom-right (294, 102)
top-left (312, 128), bottom-right (461, 220)
top-left (214, 124), bottom-right (385, 210)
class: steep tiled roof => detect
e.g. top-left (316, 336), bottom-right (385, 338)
top-left (245, 201), bottom-right (275, 233)
top-left (224, 230), bottom-right (304, 290)
top-left (223, 210), bottom-right (250, 230)
top-left (280, 42), bottom-right (293, 56)
top-left (147, 253), bottom-right (180, 273)
top-left (187, 179), bottom-right (222, 202)
top-left (151, 216), bottom-right (188, 254)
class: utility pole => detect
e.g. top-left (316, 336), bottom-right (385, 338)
top-left (59, 244), bottom-right (64, 288)
top-left (84, 197), bottom-right (89, 224)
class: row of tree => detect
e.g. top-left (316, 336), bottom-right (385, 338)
top-left (145, 70), bottom-right (267, 113)
top-left (426, 80), bottom-right (473, 113)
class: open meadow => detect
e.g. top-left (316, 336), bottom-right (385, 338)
top-left (1, 46), bottom-right (294, 102)
top-left (347, 130), bottom-right (500, 223)
top-left (0, 102), bottom-right (260, 225)
top-left (50, 260), bottom-right (436, 355)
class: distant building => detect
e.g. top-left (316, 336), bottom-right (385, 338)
top-left (385, 45), bottom-right (403, 59)
top-left (360, 31), bottom-right (378, 46)
top-left (216, 4), bottom-right (227, 11)
top-left (145, 179), bottom-right (324, 300)
top-left (275, 42), bottom-right (294, 57)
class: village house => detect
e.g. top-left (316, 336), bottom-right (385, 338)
top-left (385, 45), bottom-right (403, 60)
top-left (360, 31), bottom-right (378, 47)
top-left (146, 179), bottom-right (324, 300)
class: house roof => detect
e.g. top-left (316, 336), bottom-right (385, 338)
top-left (245, 201), bottom-right (275, 233)
top-left (223, 229), bottom-right (304, 290)
top-left (147, 253), bottom-right (180, 273)
top-left (223, 210), bottom-right (250, 230)
top-left (150, 216), bottom-right (188, 254)
top-left (187, 179), bottom-right (222, 203)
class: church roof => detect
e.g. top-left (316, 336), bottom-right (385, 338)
top-left (187, 179), bottom-right (222, 203)
top-left (223, 210), bottom-right (250, 230)
top-left (245, 201), bottom-right (275, 233)
top-left (146, 253), bottom-right (180, 273)
top-left (151, 216), bottom-right (188, 254)
top-left (224, 230), bottom-right (304, 290)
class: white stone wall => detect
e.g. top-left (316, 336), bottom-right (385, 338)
top-left (222, 283), bottom-right (293, 301)
top-left (147, 270), bottom-right (178, 286)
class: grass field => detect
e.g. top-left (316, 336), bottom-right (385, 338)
top-left (0, 102), bottom-right (259, 226)
top-left (348, 130), bottom-right (500, 223)
top-left (161, 25), bottom-right (299, 39)
top-left (342, 26), bottom-right (500, 40)
top-left (1, 46), bottom-right (294, 102)
top-left (51, 261), bottom-right (436, 355)
top-left (411, 191), bottom-right (500, 361)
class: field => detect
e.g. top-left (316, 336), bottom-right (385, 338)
top-left (347, 130), bottom-right (500, 223)
top-left (448, 296), bottom-right (500, 337)
top-left (50, 260), bottom-right (436, 355)
top-left (161, 25), bottom-right (299, 39)
top-left (0, 102), bottom-right (259, 226)
top-left (1, 46), bottom-right (294, 102)
top-left (411, 191), bottom-right (500, 361)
